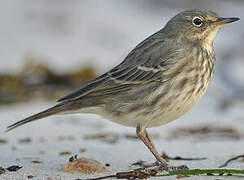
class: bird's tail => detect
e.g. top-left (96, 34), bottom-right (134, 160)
top-left (5, 103), bottom-right (67, 132)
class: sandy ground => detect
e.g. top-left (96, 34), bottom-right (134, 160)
top-left (0, 94), bottom-right (244, 180)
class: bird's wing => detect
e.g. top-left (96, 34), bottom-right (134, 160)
top-left (58, 31), bottom-right (180, 102)
top-left (57, 65), bottom-right (163, 101)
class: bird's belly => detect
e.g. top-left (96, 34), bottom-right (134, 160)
top-left (76, 77), bottom-right (211, 128)
top-left (98, 96), bottom-right (200, 128)
top-left (93, 87), bottom-right (206, 128)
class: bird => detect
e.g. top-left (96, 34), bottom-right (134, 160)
top-left (6, 9), bottom-right (239, 172)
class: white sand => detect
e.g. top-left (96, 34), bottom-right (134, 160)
top-left (0, 94), bottom-right (244, 180)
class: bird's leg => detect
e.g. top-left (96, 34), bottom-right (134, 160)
top-left (136, 126), bottom-right (168, 168)
top-left (136, 125), bottom-right (189, 173)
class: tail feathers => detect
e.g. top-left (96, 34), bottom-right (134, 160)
top-left (6, 104), bottom-right (65, 132)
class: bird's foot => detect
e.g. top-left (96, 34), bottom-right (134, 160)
top-left (154, 161), bottom-right (189, 173)
top-left (134, 161), bottom-right (189, 174)
top-left (162, 164), bottom-right (189, 173)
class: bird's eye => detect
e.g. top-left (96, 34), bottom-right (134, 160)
top-left (192, 17), bottom-right (203, 27)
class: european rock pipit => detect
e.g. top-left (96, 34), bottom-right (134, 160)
top-left (6, 10), bottom-right (239, 172)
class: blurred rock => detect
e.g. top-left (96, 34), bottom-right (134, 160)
top-left (0, 138), bottom-right (8, 144)
top-left (0, 59), bottom-right (97, 104)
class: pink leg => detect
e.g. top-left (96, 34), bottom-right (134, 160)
top-left (136, 126), bottom-right (168, 168)
top-left (136, 125), bottom-right (189, 172)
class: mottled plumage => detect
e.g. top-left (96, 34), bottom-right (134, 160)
top-left (6, 10), bottom-right (239, 172)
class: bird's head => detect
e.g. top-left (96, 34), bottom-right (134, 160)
top-left (164, 9), bottom-right (239, 46)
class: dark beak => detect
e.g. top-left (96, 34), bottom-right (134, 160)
top-left (212, 17), bottom-right (240, 26)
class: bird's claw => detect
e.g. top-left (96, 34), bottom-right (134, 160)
top-left (165, 165), bottom-right (189, 173)
top-left (150, 160), bottom-right (189, 173)
top-left (133, 160), bottom-right (189, 174)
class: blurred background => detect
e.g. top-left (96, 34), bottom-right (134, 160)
top-left (0, 1), bottom-right (244, 177)
top-left (0, 0), bottom-right (244, 104)
top-left (0, 0), bottom-right (243, 105)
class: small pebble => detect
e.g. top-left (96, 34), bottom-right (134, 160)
top-left (32, 160), bottom-right (42, 164)
top-left (79, 148), bottom-right (87, 153)
top-left (6, 165), bottom-right (22, 172)
top-left (105, 163), bottom-right (110, 167)
top-left (59, 151), bottom-right (71, 156)
top-left (19, 137), bottom-right (32, 144)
